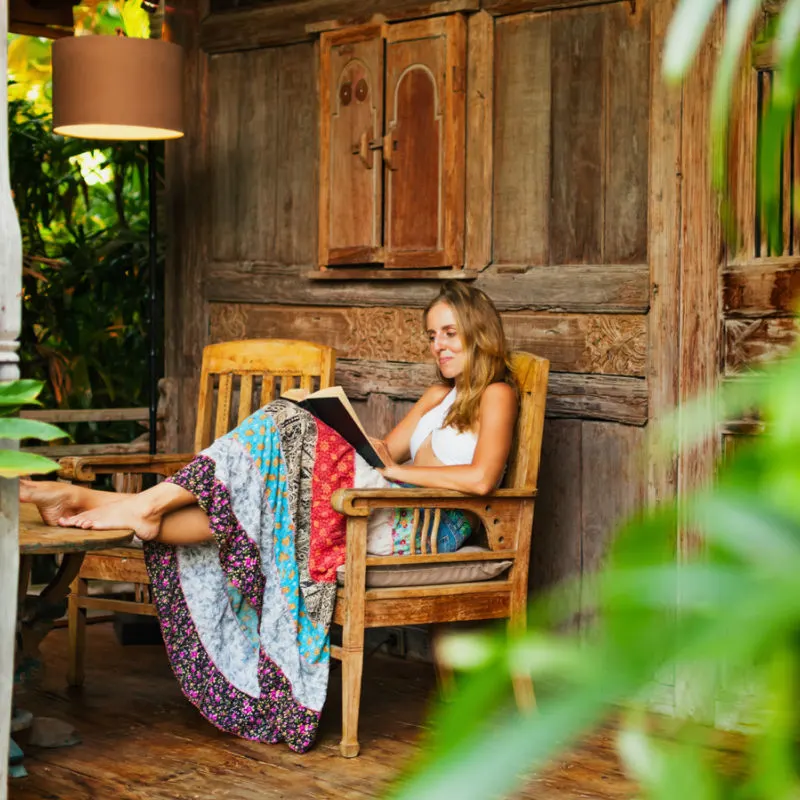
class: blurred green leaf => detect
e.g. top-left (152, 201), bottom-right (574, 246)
top-left (0, 418), bottom-right (69, 442)
top-left (0, 450), bottom-right (59, 478)
top-left (663, 0), bottom-right (720, 81)
top-left (0, 379), bottom-right (45, 409)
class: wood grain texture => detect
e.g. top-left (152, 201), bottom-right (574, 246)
top-left (319, 26), bottom-right (384, 266)
top-left (210, 43), bottom-right (317, 267)
top-left (728, 64), bottom-right (757, 260)
top-left (603, 1), bottom-right (650, 263)
top-left (201, 0), bottom-right (479, 52)
top-left (385, 30), bottom-right (445, 255)
top-left (336, 360), bottom-right (646, 424)
top-left (209, 303), bottom-right (647, 375)
top-left (677, 10), bottom-right (724, 721)
top-left (723, 259), bottom-right (800, 317)
top-left (275, 44), bottom-right (319, 266)
top-left (724, 317), bottom-right (798, 374)
top-left (205, 262), bottom-right (650, 312)
top-left (493, 12), bottom-right (551, 266)
top-left (679, 8), bottom-right (723, 505)
top-left (164, 0), bottom-right (210, 454)
top-left (483, 0), bottom-right (624, 13)
top-left (77, 552), bottom-right (150, 584)
top-left (544, 373), bottom-right (647, 425)
top-left (550, 8), bottom-right (604, 264)
top-left (19, 505), bottom-right (132, 555)
top-left (647, 0), bottom-right (681, 506)
top-left (580, 422), bottom-right (645, 577)
top-left (237, 48), bottom-right (279, 261)
top-left (53, 624), bottom-right (696, 778)
top-left (383, 15), bottom-right (467, 268)
top-left (15, 623), bottom-right (639, 799)
top-left (209, 52), bottom-right (245, 262)
top-left (501, 312), bottom-right (646, 375)
top-left (306, 0), bottom-right (480, 32)
top-left (465, 10), bottom-right (494, 270)
top-left (530, 419), bottom-right (583, 596)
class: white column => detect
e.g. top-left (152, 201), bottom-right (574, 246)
top-left (0, 13), bottom-right (24, 798)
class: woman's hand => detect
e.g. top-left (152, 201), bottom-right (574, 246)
top-left (281, 387), bottom-right (309, 402)
top-left (377, 463), bottom-right (405, 483)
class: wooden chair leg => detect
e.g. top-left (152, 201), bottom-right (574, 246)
top-left (67, 576), bottom-right (87, 687)
top-left (340, 624), bottom-right (365, 758)
top-left (432, 624), bottom-right (457, 701)
top-left (340, 517), bottom-right (367, 757)
top-left (508, 607), bottom-right (536, 713)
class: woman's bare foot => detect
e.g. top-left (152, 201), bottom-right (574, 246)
top-left (58, 494), bottom-right (162, 541)
top-left (19, 479), bottom-right (85, 527)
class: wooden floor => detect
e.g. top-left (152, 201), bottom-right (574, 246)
top-left (10, 624), bottom-right (635, 799)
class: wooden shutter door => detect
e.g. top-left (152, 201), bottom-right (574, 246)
top-left (383, 15), bottom-right (466, 269)
top-left (319, 25), bottom-right (384, 266)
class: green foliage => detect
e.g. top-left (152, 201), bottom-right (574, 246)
top-left (392, 357), bottom-right (800, 800)
top-left (0, 380), bottom-right (68, 478)
top-left (9, 86), bottom-right (159, 446)
top-left (389, 3), bottom-right (800, 798)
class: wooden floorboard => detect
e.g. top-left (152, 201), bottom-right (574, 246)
top-left (9, 625), bottom-right (635, 799)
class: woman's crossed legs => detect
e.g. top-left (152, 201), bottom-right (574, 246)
top-left (19, 479), bottom-right (213, 546)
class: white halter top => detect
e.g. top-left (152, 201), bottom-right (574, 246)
top-left (409, 387), bottom-right (478, 466)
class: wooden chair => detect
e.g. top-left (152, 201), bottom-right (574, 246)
top-left (330, 351), bottom-right (549, 756)
top-left (58, 339), bottom-right (336, 686)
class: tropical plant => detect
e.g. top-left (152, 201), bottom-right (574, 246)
top-left (0, 380), bottom-right (68, 478)
top-left (9, 92), bottom-right (155, 445)
top-left (388, 2), bottom-right (800, 799)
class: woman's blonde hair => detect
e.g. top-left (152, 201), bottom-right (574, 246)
top-left (424, 281), bottom-right (515, 431)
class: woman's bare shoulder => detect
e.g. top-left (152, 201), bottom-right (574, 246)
top-left (480, 382), bottom-right (518, 412)
top-left (418, 383), bottom-right (452, 411)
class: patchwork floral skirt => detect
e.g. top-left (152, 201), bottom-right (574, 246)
top-left (142, 400), bottom-right (473, 752)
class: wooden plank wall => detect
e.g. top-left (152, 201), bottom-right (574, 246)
top-left (167, 0), bottom-right (654, 615)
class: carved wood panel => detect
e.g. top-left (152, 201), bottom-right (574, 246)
top-left (384, 15), bottom-right (466, 267)
top-left (724, 318), bottom-right (799, 375)
top-left (209, 303), bottom-right (647, 375)
top-left (319, 25), bottom-right (384, 266)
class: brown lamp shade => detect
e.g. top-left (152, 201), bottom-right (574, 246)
top-left (52, 36), bottom-right (184, 140)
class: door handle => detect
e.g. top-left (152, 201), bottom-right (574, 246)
top-left (350, 131), bottom-right (383, 170)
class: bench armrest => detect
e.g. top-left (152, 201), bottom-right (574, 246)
top-left (330, 487), bottom-right (536, 516)
top-left (58, 453), bottom-right (194, 482)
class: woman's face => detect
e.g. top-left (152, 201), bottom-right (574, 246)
top-left (426, 301), bottom-right (465, 379)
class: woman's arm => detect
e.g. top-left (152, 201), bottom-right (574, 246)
top-left (378, 384), bottom-right (452, 464)
top-left (378, 382), bottom-right (518, 495)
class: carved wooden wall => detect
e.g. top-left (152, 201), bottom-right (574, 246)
top-left (167, 0), bottom-right (675, 621)
top-left (724, 56), bottom-right (800, 383)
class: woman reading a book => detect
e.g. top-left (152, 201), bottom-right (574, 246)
top-left (20, 281), bottom-right (518, 753)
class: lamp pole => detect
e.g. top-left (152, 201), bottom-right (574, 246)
top-left (147, 140), bottom-right (160, 455)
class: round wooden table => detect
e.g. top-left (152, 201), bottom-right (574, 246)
top-left (18, 502), bottom-right (134, 608)
top-left (12, 503), bottom-right (134, 776)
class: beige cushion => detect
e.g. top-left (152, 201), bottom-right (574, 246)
top-left (336, 546), bottom-right (513, 588)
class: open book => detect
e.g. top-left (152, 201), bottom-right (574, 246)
top-left (282, 385), bottom-right (385, 469)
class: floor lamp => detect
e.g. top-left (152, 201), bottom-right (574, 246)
top-left (51, 34), bottom-right (184, 455)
